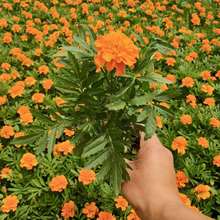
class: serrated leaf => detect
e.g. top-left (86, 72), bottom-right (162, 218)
top-left (97, 160), bottom-right (112, 180)
top-left (137, 110), bottom-right (148, 122)
top-left (47, 127), bottom-right (57, 158)
top-left (142, 73), bottom-right (172, 84)
top-left (85, 150), bottom-right (109, 168)
top-left (36, 131), bottom-right (48, 154)
top-left (111, 161), bottom-right (122, 195)
top-left (10, 133), bottom-right (42, 145)
top-left (82, 140), bottom-right (108, 158)
top-left (145, 111), bottom-right (156, 138)
top-left (130, 94), bottom-right (153, 106)
top-left (106, 101), bottom-right (126, 111)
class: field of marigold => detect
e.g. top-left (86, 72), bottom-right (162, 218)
top-left (0, 0), bottom-right (220, 219)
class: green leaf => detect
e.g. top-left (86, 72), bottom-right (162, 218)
top-left (130, 94), bottom-right (153, 106)
top-left (97, 160), bottom-right (112, 180)
top-left (114, 78), bottom-right (135, 98)
top-left (106, 101), bottom-right (126, 111)
top-left (145, 110), bottom-right (156, 138)
top-left (36, 131), bottom-right (48, 154)
top-left (0, 214), bottom-right (8, 220)
top-left (137, 110), bottom-right (148, 122)
top-left (110, 160), bottom-right (122, 195)
top-left (47, 127), bottom-right (57, 158)
top-left (142, 73), bottom-right (172, 84)
top-left (10, 133), bottom-right (43, 145)
top-left (85, 150), bottom-right (109, 168)
top-left (82, 139), bottom-right (108, 158)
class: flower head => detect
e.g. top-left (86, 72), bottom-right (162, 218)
top-left (194, 184), bottom-right (211, 200)
top-left (171, 136), bottom-right (187, 155)
top-left (94, 31), bottom-right (139, 76)
top-left (82, 202), bottom-right (99, 218)
top-left (49, 175), bottom-right (68, 192)
top-left (53, 140), bottom-right (75, 156)
top-left (115, 196), bottom-right (128, 211)
top-left (78, 169), bottom-right (96, 185)
top-left (213, 154), bottom-right (220, 167)
top-left (176, 170), bottom-right (189, 188)
top-left (20, 153), bottom-right (38, 170)
top-left (61, 201), bottom-right (76, 219)
top-left (97, 211), bottom-right (116, 220)
top-left (1, 195), bottom-right (19, 213)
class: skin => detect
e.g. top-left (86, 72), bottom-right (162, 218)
top-left (122, 133), bottom-right (212, 220)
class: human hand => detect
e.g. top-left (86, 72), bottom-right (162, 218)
top-left (122, 133), bottom-right (182, 219)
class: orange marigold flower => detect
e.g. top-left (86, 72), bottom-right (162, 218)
top-left (49, 175), bottom-right (68, 192)
top-left (166, 57), bottom-right (176, 66)
top-left (1, 63), bottom-right (11, 71)
top-left (8, 81), bottom-right (25, 98)
top-left (35, 48), bottom-right (42, 56)
top-left (153, 51), bottom-right (163, 61)
top-left (82, 202), bottom-right (99, 219)
top-left (53, 140), bottom-right (75, 156)
top-left (194, 184), bottom-right (211, 200)
top-left (3, 32), bottom-right (13, 44)
top-left (185, 52), bottom-right (198, 62)
top-left (115, 196), bottom-right (128, 211)
top-left (24, 76), bottom-right (36, 87)
top-left (0, 125), bottom-right (15, 139)
top-left (17, 105), bottom-right (33, 125)
top-left (201, 84), bottom-right (214, 95)
top-left (180, 114), bottom-right (192, 125)
top-left (55, 97), bottom-right (65, 106)
top-left (198, 137), bottom-right (209, 148)
top-left (181, 77), bottom-right (194, 88)
top-left (203, 97), bottom-right (215, 106)
top-left (1, 195), bottom-right (19, 213)
top-left (42, 79), bottom-right (53, 91)
top-left (0, 167), bottom-right (12, 179)
top-left (201, 70), bottom-right (211, 80)
top-left (97, 211), bottom-right (116, 220)
top-left (61, 201), bottom-right (76, 219)
top-left (94, 31), bottom-right (139, 76)
top-left (20, 153), bottom-right (38, 170)
top-left (127, 209), bottom-right (141, 220)
top-left (213, 154), bottom-right (220, 167)
top-left (156, 115), bottom-right (163, 128)
top-left (78, 169), bottom-right (96, 185)
top-left (64, 128), bottom-right (75, 137)
top-left (166, 74), bottom-right (176, 83)
top-left (176, 170), bottom-right (189, 188)
top-left (186, 94), bottom-right (197, 108)
top-left (32, 92), bottom-right (45, 103)
top-left (179, 193), bottom-right (191, 207)
top-left (0, 96), bottom-right (7, 105)
top-left (191, 13), bottom-right (200, 25)
top-left (209, 117), bottom-right (220, 128)
top-left (171, 136), bottom-right (187, 155)
top-left (38, 65), bottom-right (49, 75)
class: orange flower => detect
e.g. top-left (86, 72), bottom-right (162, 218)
top-left (191, 13), bottom-right (200, 25)
top-left (32, 92), bottom-right (45, 103)
top-left (3, 32), bottom-right (13, 44)
top-left (127, 209), bottom-right (141, 220)
top-left (166, 74), bottom-right (176, 83)
top-left (213, 154), bottom-right (220, 167)
top-left (209, 117), bottom-right (220, 128)
top-left (61, 201), bottom-right (76, 219)
top-left (201, 70), bottom-right (211, 80)
top-left (155, 115), bottom-right (163, 128)
top-left (94, 31), bottom-right (139, 76)
top-left (203, 97), bottom-right (215, 106)
top-left (166, 57), bottom-right (176, 66)
top-left (42, 79), bottom-right (53, 91)
top-left (49, 175), bottom-right (68, 192)
top-left (181, 77), bottom-right (194, 88)
top-left (194, 184), bottom-right (211, 200)
top-left (17, 105), bottom-right (33, 125)
top-left (55, 97), bottom-right (65, 106)
top-left (171, 136), bottom-right (187, 155)
top-left (64, 128), bottom-right (75, 137)
top-left (179, 193), bottom-right (191, 207)
top-left (53, 140), bottom-right (75, 156)
top-left (97, 211), bottom-right (116, 220)
top-left (180, 114), bottom-right (192, 125)
top-left (176, 170), bottom-right (189, 188)
top-left (201, 84), bottom-right (214, 95)
top-left (0, 96), bottom-right (7, 105)
top-left (115, 196), bottom-right (128, 211)
top-left (8, 81), bottom-right (25, 98)
top-left (153, 51), bottom-right (163, 61)
top-left (186, 94), bottom-right (197, 108)
top-left (1, 63), bottom-right (11, 71)
top-left (0, 167), bottom-right (12, 179)
top-left (20, 153), bottom-right (38, 170)
top-left (1, 195), bottom-right (19, 213)
top-left (38, 65), bottom-right (49, 75)
top-left (35, 48), bottom-right (42, 56)
top-left (82, 202), bottom-right (99, 219)
top-left (0, 125), bottom-right (15, 139)
top-left (185, 52), bottom-right (198, 62)
top-left (24, 76), bottom-right (36, 87)
top-left (78, 169), bottom-right (96, 185)
top-left (198, 137), bottom-right (209, 148)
